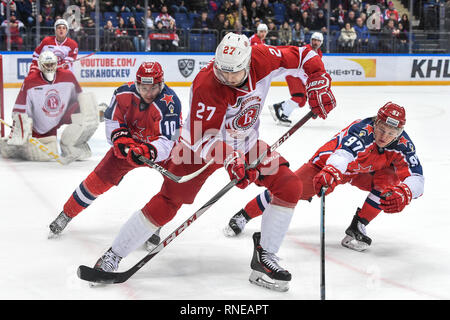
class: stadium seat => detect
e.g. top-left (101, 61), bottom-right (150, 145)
top-left (189, 33), bottom-right (202, 52)
top-left (174, 13), bottom-right (188, 25)
top-left (120, 12), bottom-right (132, 24)
top-left (202, 33), bottom-right (217, 52)
top-left (104, 12), bottom-right (118, 27)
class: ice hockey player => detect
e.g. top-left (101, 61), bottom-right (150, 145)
top-left (249, 23), bottom-right (268, 46)
top-left (0, 51), bottom-right (98, 162)
top-left (48, 62), bottom-right (182, 253)
top-left (269, 32), bottom-right (324, 126)
top-left (225, 102), bottom-right (424, 252)
top-left (88, 33), bottom-right (335, 292)
top-left (29, 19), bottom-right (78, 74)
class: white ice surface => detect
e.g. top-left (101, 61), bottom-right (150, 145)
top-left (1, 85), bottom-right (449, 300)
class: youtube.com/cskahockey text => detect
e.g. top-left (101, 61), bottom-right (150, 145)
top-left (179, 303), bottom-right (270, 318)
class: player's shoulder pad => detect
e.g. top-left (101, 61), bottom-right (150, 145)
top-left (114, 82), bottom-right (138, 95)
top-left (154, 84), bottom-right (182, 115)
top-left (345, 117), bottom-right (375, 144)
top-left (391, 131), bottom-right (417, 154)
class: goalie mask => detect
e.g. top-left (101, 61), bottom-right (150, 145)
top-left (214, 33), bottom-right (252, 87)
top-left (135, 62), bottom-right (164, 103)
top-left (38, 51), bottom-right (58, 82)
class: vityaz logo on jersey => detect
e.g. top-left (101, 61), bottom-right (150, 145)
top-left (42, 89), bottom-right (64, 117)
top-left (231, 96), bottom-right (262, 131)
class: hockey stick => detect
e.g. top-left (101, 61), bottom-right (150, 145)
top-left (320, 187), bottom-right (327, 300)
top-left (59, 52), bottom-right (96, 69)
top-left (0, 118), bottom-right (74, 165)
top-left (77, 110), bottom-right (315, 284)
top-left (130, 149), bottom-right (215, 183)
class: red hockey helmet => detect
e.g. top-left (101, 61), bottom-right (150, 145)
top-left (136, 62), bottom-right (164, 85)
top-left (377, 102), bottom-right (406, 129)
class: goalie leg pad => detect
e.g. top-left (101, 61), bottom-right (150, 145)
top-left (60, 92), bottom-right (99, 160)
top-left (0, 137), bottom-right (21, 158)
top-left (8, 113), bottom-right (33, 146)
top-left (23, 136), bottom-right (58, 161)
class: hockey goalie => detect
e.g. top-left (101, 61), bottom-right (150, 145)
top-left (0, 51), bottom-right (99, 162)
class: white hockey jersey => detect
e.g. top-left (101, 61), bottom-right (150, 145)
top-left (13, 69), bottom-right (82, 135)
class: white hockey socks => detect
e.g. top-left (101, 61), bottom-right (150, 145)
top-left (260, 204), bottom-right (294, 254)
top-left (111, 210), bottom-right (159, 258)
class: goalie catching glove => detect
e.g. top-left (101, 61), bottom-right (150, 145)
top-left (224, 150), bottom-right (259, 189)
top-left (306, 72), bottom-right (336, 119)
top-left (8, 112), bottom-right (33, 146)
top-left (380, 183), bottom-right (412, 213)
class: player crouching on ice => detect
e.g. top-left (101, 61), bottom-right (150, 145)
top-left (0, 51), bottom-right (98, 162)
top-left (225, 102), bottom-right (424, 252)
top-left (48, 62), bottom-right (181, 251)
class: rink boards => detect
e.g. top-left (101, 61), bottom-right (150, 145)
top-left (2, 51), bottom-right (450, 87)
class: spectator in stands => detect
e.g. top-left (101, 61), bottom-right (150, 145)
top-left (258, 0), bottom-right (274, 22)
top-left (221, 0), bottom-right (234, 16)
top-left (299, 10), bottom-right (313, 34)
top-left (86, 0), bottom-right (96, 13)
top-left (330, 3), bottom-right (346, 29)
top-left (346, 10), bottom-right (357, 26)
top-left (146, 8), bottom-right (155, 30)
top-left (103, 19), bottom-right (117, 51)
top-left (397, 22), bottom-right (409, 53)
top-left (151, 20), bottom-right (170, 52)
top-left (41, 0), bottom-right (55, 27)
top-left (1, 14), bottom-right (25, 50)
top-left (193, 10), bottom-right (213, 31)
top-left (15, 0), bottom-right (34, 27)
top-left (291, 21), bottom-right (305, 46)
top-left (266, 19), bottom-right (279, 46)
top-left (384, 1), bottom-right (399, 21)
top-left (247, 1), bottom-right (259, 22)
top-left (116, 16), bottom-right (134, 51)
top-left (381, 18), bottom-right (400, 52)
top-left (354, 16), bottom-right (371, 52)
top-left (128, 16), bottom-right (144, 51)
top-left (79, 5), bottom-right (91, 28)
top-left (240, 6), bottom-right (252, 31)
top-left (278, 21), bottom-right (292, 46)
top-left (312, 9), bottom-right (327, 33)
top-left (114, 0), bottom-right (132, 14)
top-left (101, 0), bottom-right (115, 12)
top-left (286, 2), bottom-right (301, 24)
top-left (338, 22), bottom-right (357, 52)
top-left (155, 5), bottom-right (175, 29)
top-left (213, 11), bottom-right (227, 37)
top-left (170, 0), bottom-right (188, 14)
top-left (400, 13), bottom-right (410, 30)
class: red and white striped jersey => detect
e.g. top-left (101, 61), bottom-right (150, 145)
top-left (13, 69), bottom-right (82, 135)
top-left (31, 36), bottom-right (79, 72)
top-left (181, 44), bottom-right (325, 159)
top-left (249, 34), bottom-right (265, 46)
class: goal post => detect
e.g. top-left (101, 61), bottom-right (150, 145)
top-left (0, 54), bottom-right (4, 137)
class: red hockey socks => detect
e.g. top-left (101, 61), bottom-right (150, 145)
top-left (63, 172), bottom-right (113, 218)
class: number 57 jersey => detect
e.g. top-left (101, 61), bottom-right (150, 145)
top-left (180, 44), bottom-right (326, 159)
top-left (310, 117), bottom-right (424, 198)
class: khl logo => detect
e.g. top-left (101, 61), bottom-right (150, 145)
top-left (17, 58), bottom-right (33, 80)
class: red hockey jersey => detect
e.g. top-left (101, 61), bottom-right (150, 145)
top-left (180, 44), bottom-right (325, 159)
top-left (31, 36), bottom-right (79, 72)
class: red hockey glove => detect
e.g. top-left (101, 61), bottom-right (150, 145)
top-left (224, 150), bottom-right (259, 189)
top-left (292, 93), bottom-right (307, 108)
top-left (313, 164), bottom-right (343, 196)
top-left (306, 72), bottom-right (336, 119)
top-left (127, 143), bottom-right (157, 167)
top-left (111, 127), bottom-right (136, 159)
top-left (380, 183), bottom-right (412, 213)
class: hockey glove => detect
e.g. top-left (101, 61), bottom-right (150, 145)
top-left (306, 72), bottom-right (336, 119)
top-left (111, 127), bottom-right (136, 159)
top-left (224, 150), bottom-right (259, 189)
top-left (127, 143), bottom-right (157, 167)
top-left (8, 112), bottom-right (33, 146)
top-left (313, 164), bottom-right (343, 196)
top-left (380, 183), bottom-right (412, 213)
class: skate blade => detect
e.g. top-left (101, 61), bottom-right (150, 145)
top-left (249, 270), bottom-right (289, 292)
top-left (89, 282), bottom-right (106, 288)
top-left (47, 230), bottom-right (61, 239)
top-left (341, 235), bottom-right (369, 252)
top-left (223, 225), bottom-right (238, 237)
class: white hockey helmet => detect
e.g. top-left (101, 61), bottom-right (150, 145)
top-left (38, 51), bottom-right (58, 81)
top-left (54, 18), bottom-right (69, 30)
top-left (311, 32), bottom-right (324, 43)
top-left (214, 33), bottom-right (252, 86)
top-left (257, 23), bottom-right (268, 32)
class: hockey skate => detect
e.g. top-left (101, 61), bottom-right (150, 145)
top-left (223, 209), bottom-right (250, 237)
top-left (90, 248), bottom-right (122, 287)
top-left (145, 227), bottom-right (161, 251)
top-left (48, 211), bottom-right (72, 238)
top-left (249, 232), bottom-right (291, 292)
top-left (268, 102), bottom-right (292, 127)
top-left (341, 209), bottom-right (372, 252)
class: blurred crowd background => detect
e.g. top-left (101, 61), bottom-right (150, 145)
top-left (1, 0), bottom-right (449, 53)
